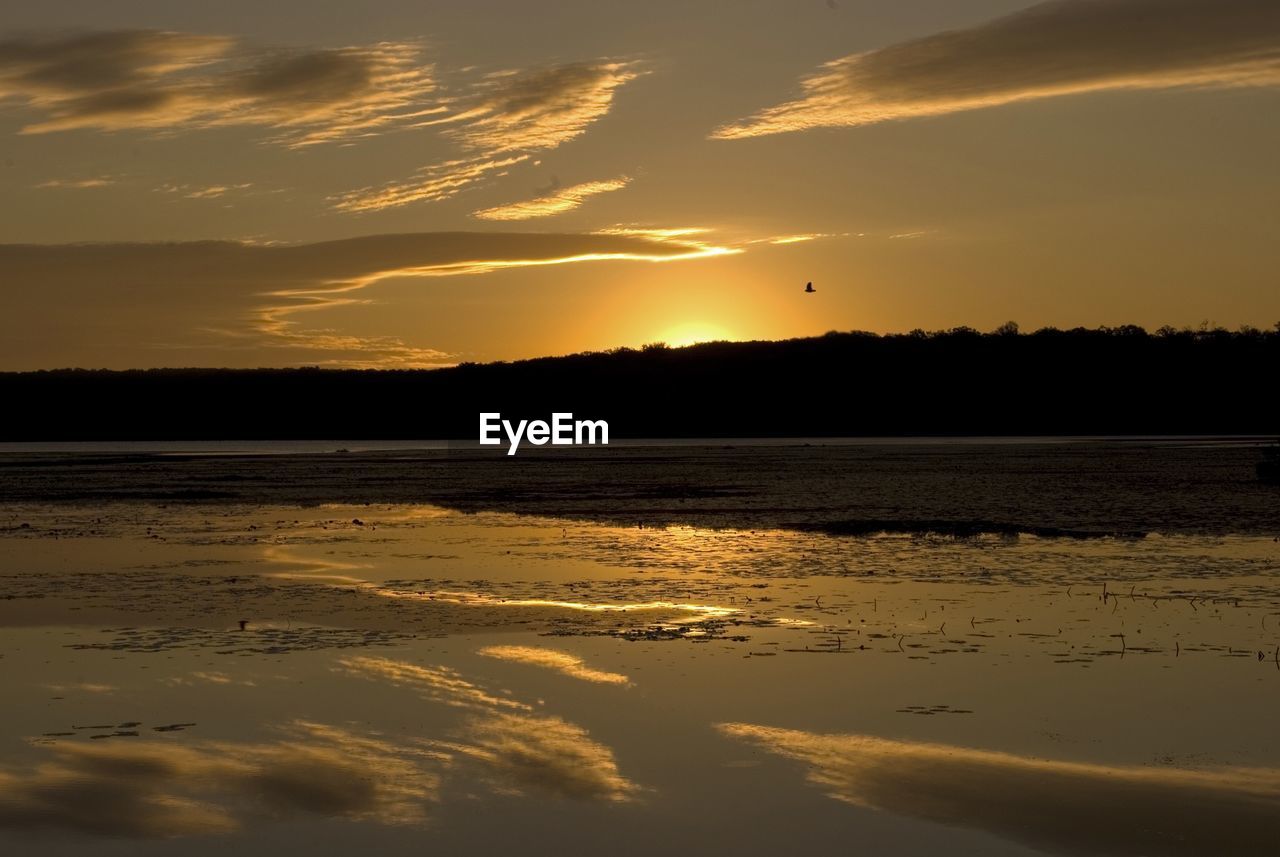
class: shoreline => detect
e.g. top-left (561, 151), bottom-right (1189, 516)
top-left (1, 442), bottom-right (1274, 536)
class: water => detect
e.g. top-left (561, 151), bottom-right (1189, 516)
top-left (0, 443), bottom-right (1277, 856)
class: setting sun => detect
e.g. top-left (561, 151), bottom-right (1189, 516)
top-left (659, 322), bottom-right (735, 348)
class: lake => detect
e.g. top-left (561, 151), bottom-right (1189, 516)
top-left (0, 439), bottom-right (1277, 856)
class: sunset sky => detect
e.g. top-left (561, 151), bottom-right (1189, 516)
top-left (2, 0), bottom-right (1278, 369)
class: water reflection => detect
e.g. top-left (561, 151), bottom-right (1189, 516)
top-left (718, 724), bottom-right (1280, 857)
top-left (372, 587), bottom-right (738, 622)
top-left (336, 655), bottom-right (531, 710)
top-left (5, 501), bottom-right (1279, 850)
top-left (0, 721), bottom-right (442, 837)
top-left (39, 682), bottom-right (117, 695)
top-left (2, 655), bottom-right (642, 840)
top-left (338, 655), bottom-right (640, 801)
top-left (438, 712), bottom-right (640, 802)
top-left (478, 645), bottom-right (631, 685)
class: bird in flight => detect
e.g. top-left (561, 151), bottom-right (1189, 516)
top-left (804, 282), bottom-right (816, 293)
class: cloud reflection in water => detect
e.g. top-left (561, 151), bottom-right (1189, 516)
top-left (0, 721), bottom-right (443, 837)
top-left (718, 723), bottom-right (1280, 857)
top-left (340, 655), bottom-right (640, 802)
top-left (478, 645), bottom-right (631, 685)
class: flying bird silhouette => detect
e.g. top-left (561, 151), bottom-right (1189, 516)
top-left (804, 282), bottom-right (816, 293)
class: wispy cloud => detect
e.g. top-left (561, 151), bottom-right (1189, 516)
top-left (443, 61), bottom-right (641, 153)
top-left (472, 176), bottom-right (630, 221)
top-left (333, 154), bottom-right (529, 212)
top-left (0, 229), bottom-right (735, 369)
top-left (739, 232), bottom-right (841, 246)
top-left (245, 230), bottom-right (735, 364)
top-left (156, 181), bottom-right (254, 199)
top-left (2, 33), bottom-right (641, 209)
top-left (335, 60), bottom-right (641, 212)
top-left (719, 723), bottom-right (1280, 857)
top-left (33, 176), bottom-right (116, 189)
top-left (478, 645), bottom-right (631, 684)
top-left (714, 0), bottom-right (1280, 139)
top-left (0, 30), bottom-right (439, 147)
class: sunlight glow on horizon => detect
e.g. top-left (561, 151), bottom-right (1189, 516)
top-left (658, 322), bottom-right (736, 348)
top-left (3, 4), bottom-right (1278, 370)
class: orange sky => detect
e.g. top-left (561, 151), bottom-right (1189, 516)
top-left (2, 0), bottom-right (1279, 369)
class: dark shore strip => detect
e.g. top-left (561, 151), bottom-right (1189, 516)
top-left (0, 442), bottom-right (1274, 537)
top-left (789, 520), bottom-right (1148, 540)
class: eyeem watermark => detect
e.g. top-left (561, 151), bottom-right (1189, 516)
top-left (479, 413), bottom-right (609, 456)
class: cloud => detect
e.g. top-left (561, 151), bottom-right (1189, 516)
top-left (156, 181), bottom-right (254, 199)
top-left (336, 61), bottom-right (641, 212)
top-left (0, 721), bottom-right (443, 837)
top-left (444, 61), bottom-right (641, 153)
top-left (719, 723), bottom-right (1280, 857)
top-left (472, 177), bottom-right (630, 221)
top-left (740, 232), bottom-right (841, 246)
top-left (0, 30), bottom-right (438, 147)
top-left (333, 154), bottom-right (530, 212)
top-left (477, 645), bottom-right (631, 684)
top-left (713, 0), bottom-right (1280, 138)
top-left (1, 33), bottom-right (639, 208)
top-left (34, 177), bottom-right (115, 189)
top-left (0, 229), bottom-right (735, 369)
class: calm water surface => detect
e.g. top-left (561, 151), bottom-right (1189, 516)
top-left (0, 443), bottom-right (1278, 856)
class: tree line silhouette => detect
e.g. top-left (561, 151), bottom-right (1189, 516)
top-left (1, 324), bottom-right (1275, 440)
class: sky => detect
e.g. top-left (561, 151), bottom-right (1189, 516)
top-left (1, 0), bottom-right (1278, 369)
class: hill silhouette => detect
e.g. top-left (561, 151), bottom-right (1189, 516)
top-left (0, 325), bottom-right (1275, 440)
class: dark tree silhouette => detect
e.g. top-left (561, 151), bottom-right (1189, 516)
top-left (0, 325), bottom-right (1275, 440)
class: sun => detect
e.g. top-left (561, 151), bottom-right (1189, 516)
top-left (658, 322), bottom-right (735, 348)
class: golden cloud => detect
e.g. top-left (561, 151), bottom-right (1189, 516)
top-left (445, 62), bottom-right (641, 153)
top-left (34, 177), bottom-right (116, 189)
top-left (332, 154), bottom-right (530, 212)
top-left (714, 0), bottom-right (1280, 139)
top-left (0, 229), bottom-right (735, 369)
top-left (472, 177), bottom-right (630, 221)
top-left (0, 30), bottom-right (439, 147)
top-left (335, 61), bottom-right (641, 212)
